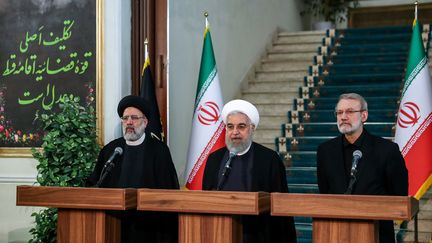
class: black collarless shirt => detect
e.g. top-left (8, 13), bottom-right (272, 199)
top-left (342, 129), bottom-right (365, 183)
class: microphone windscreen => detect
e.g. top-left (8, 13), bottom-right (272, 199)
top-left (353, 150), bottom-right (362, 159)
top-left (114, 147), bottom-right (123, 155)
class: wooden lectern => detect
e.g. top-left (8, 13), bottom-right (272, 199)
top-left (16, 185), bottom-right (136, 243)
top-left (137, 189), bottom-right (270, 243)
top-left (271, 193), bottom-right (419, 243)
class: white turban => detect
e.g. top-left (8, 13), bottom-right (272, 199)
top-left (221, 99), bottom-right (260, 129)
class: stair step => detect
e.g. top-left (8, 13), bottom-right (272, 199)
top-left (284, 122), bottom-right (395, 138)
top-left (275, 35), bottom-right (323, 44)
top-left (280, 151), bottom-right (317, 167)
top-left (286, 167), bottom-right (317, 184)
top-left (271, 43), bottom-right (320, 52)
top-left (279, 30), bottom-right (326, 37)
top-left (296, 96), bottom-right (400, 111)
top-left (245, 82), bottom-right (299, 93)
top-left (287, 109), bottom-right (397, 123)
top-left (259, 60), bottom-right (311, 71)
top-left (258, 115), bottom-right (288, 125)
top-left (308, 84), bottom-right (401, 100)
top-left (255, 70), bottom-right (306, 81)
top-left (417, 209), bottom-right (432, 220)
top-left (323, 52), bottom-right (408, 64)
top-left (256, 104), bottom-right (293, 116)
top-left (420, 197), bottom-right (432, 210)
top-left (276, 136), bottom-right (334, 152)
top-left (254, 127), bottom-right (283, 141)
top-left (322, 63), bottom-right (406, 76)
top-left (242, 93), bottom-right (296, 104)
top-left (337, 33), bottom-right (411, 44)
top-left (406, 219), bottom-right (432, 233)
top-left (311, 73), bottom-right (404, 85)
top-left (306, 73), bottom-right (403, 86)
top-left (402, 231), bottom-right (432, 243)
top-left (333, 43), bottom-right (410, 55)
top-left (294, 222), bottom-right (313, 242)
top-left (267, 52), bottom-right (316, 61)
top-left (260, 142), bottom-right (276, 151)
top-left (332, 26), bottom-right (412, 36)
top-left (289, 184), bottom-right (319, 193)
top-left (258, 136), bottom-right (283, 146)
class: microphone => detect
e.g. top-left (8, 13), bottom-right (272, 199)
top-left (216, 151), bottom-right (236, 190)
top-left (345, 150), bottom-right (362, 194)
top-left (350, 150), bottom-right (362, 176)
top-left (104, 147), bottom-right (123, 168)
top-left (95, 147), bottom-right (123, 187)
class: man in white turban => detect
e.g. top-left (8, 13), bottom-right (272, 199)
top-left (202, 99), bottom-right (297, 243)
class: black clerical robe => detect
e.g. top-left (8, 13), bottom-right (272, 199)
top-left (203, 142), bottom-right (297, 243)
top-left (87, 135), bottom-right (179, 243)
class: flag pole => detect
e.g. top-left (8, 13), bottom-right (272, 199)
top-left (144, 38), bottom-right (149, 60)
top-left (204, 11), bottom-right (208, 25)
top-left (142, 39), bottom-right (149, 76)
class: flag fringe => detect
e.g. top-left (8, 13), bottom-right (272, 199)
top-left (414, 174), bottom-right (432, 200)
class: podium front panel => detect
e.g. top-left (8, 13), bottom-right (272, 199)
top-left (16, 186), bottom-right (136, 210)
top-left (138, 189), bottom-right (270, 215)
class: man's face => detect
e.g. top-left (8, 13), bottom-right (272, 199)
top-left (335, 99), bottom-right (368, 135)
top-left (225, 112), bottom-right (254, 153)
top-left (121, 107), bottom-right (148, 141)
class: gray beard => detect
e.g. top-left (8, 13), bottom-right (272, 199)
top-left (123, 123), bottom-right (146, 141)
top-left (226, 136), bottom-right (253, 154)
top-left (337, 120), bottom-right (362, 135)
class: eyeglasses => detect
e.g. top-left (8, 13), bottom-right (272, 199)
top-left (120, 115), bottom-right (145, 122)
top-left (226, 123), bottom-right (252, 132)
top-left (334, 109), bottom-right (365, 117)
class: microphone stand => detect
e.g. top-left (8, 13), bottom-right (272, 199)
top-left (345, 174), bottom-right (357, 194)
top-left (345, 167), bottom-right (358, 194)
top-left (95, 161), bottom-right (116, 187)
top-left (216, 153), bottom-right (235, 190)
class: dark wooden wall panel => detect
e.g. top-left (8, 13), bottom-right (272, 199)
top-left (349, 3), bottom-right (432, 28)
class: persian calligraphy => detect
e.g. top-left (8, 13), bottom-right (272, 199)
top-left (1, 19), bottom-right (93, 111)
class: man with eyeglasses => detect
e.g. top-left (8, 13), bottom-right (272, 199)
top-left (202, 99), bottom-right (297, 243)
top-left (316, 93), bottom-right (408, 243)
top-left (86, 95), bottom-right (179, 243)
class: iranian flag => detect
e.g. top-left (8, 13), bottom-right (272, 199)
top-left (184, 17), bottom-right (225, 190)
top-left (394, 17), bottom-right (432, 199)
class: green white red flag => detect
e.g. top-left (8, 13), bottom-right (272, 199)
top-left (394, 17), bottom-right (432, 199)
top-left (184, 18), bottom-right (225, 190)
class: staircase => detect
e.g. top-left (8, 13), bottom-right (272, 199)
top-left (239, 26), bottom-right (432, 243)
top-left (244, 30), bottom-right (327, 149)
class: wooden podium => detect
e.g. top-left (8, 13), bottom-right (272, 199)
top-left (16, 185), bottom-right (136, 243)
top-left (271, 193), bottom-right (419, 243)
top-left (137, 189), bottom-right (270, 243)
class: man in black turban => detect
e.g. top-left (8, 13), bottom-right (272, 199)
top-left (87, 95), bottom-right (179, 243)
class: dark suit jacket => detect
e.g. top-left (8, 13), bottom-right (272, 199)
top-left (317, 129), bottom-right (408, 243)
top-left (203, 142), bottom-right (297, 243)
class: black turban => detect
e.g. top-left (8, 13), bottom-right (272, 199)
top-left (117, 95), bottom-right (150, 118)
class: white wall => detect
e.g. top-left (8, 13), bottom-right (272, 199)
top-left (0, 0), bottom-right (131, 242)
top-left (168, 0), bottom-right (304, 184)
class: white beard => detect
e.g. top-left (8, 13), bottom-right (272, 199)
top-left (123, 123), bottom-right (146, 141)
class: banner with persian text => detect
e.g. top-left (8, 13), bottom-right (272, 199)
top-left (0, 0), bottom-right (97, 148)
